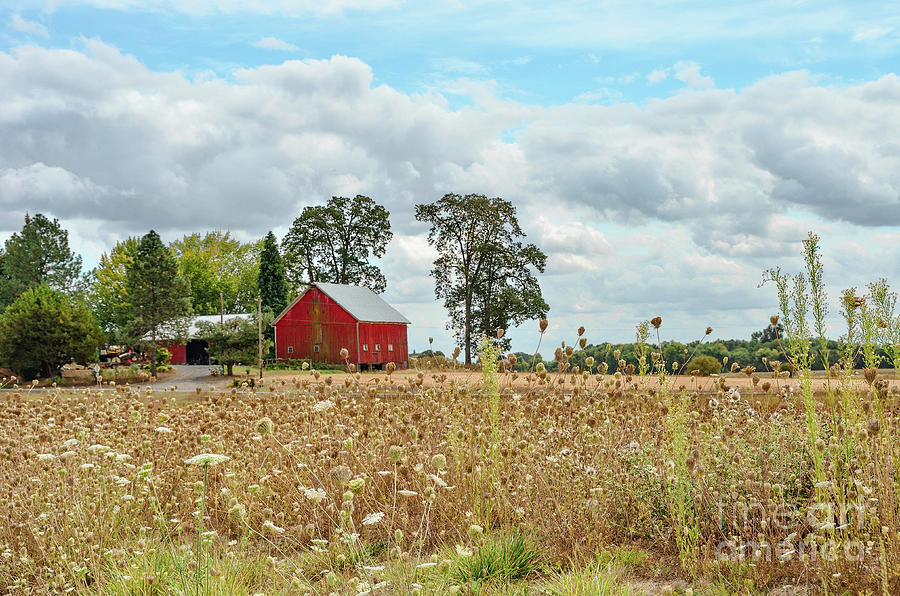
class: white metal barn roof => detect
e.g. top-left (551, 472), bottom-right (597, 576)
top-left (146, 313), bottom-right (252, 341)
top-left (185, 314), bottom-right (252, 336)
top-left (273, 282), bottom-right (411, 325)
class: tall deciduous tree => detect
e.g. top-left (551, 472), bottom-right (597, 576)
top-left (282, 195), bottom-right (392, 293)
top-left (127, 230), bottom-right (192, 377)
top-left (89, 237), bottom-right (140, 342)
top-left (415, 193), bottom-right (548, 364)
top-left (171, 231), bottom-right (261, 315)
top-left (0, 284), bottom-right (104, 379)
top-left (258, 231), bottom-right (289, 316)
top-left (1, 213), bottom-right (85, 307)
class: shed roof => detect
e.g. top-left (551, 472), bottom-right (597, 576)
top-left (273, 282), bottom-right (410, 325)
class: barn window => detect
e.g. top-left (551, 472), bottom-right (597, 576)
top-left (388, 344), bottom-right (393, 351)
top-left (287, 346), bottom-right (294, 354)
top-left (374, 344), bottom-right (381, 352)
top-left (313, 345), bottom-right (320, 353)
top-left (362, 344), bottom-right (368, 351)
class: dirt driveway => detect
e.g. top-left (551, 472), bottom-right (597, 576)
top-left (162, 365), bottom-right (231, 391)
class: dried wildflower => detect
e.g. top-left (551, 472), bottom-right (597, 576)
top-left (650, 317), bottom-right (662, 329)
top-left (455, 544), bottom-right (473, 557)
top-left (304, 487), bottom-right (327, 504)
top-left (340, 348), bottom-right (349, 360)
top-left (539, 319), bottom-right (549, 333)
top-left (348, 477), bottom-right (366, 494)
top-left (329, 465), bottom-right (352, 486)
top-left (313, 399), bottom-right (334, 413)
top-left (867, 417), bottom-right (881, 437)
top-left (468, 524), bottom-right (483, 539)
top-left (864, 368), bottom-right (878, 385)
top-left (389, 445), bottom-right (404, 463)
top-left (228, 503), bottom-right (246, 522)
top-left (262, 520), bottom-right (285, 535)
top-left (184, 454), bottom-right (230, 467)
top-left (256, 417), bottom-right (274, 436)
top-left (362, 512), bottom-right (384, 526)
top-left (431, 454), bottom-right (447, 470)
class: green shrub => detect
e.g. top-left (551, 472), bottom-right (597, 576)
top-left (685, 355), bottom-right (721, 376)
top-left (0, 284), bottom-right (104, 379)
top-left (156, 346), bottom-right (172, 366)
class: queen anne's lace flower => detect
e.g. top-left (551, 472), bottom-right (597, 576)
top-left (184, 454), bottom-right (230, 467)
top-left (304, 487), bottom-right (327, 504)
top-left (362, 512), bottom-right (384, 526)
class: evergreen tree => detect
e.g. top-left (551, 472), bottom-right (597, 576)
top-left (1, 213), bottom-right (85, 308)
top-left (0, 284), bottom-right (104, 379)
top-left (0, 249), bottom-right (12, 312)
top-left (126, 230), bottom-right (192, 377)
top-left (258, 231), bottom-right (289, 346)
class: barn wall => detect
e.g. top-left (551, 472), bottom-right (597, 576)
top-left (358, 323), bottom-right (408, 367)
top-left (275, 288), bottom-right (358, 364)
top-left (161, 342), bottom-right (186, 365)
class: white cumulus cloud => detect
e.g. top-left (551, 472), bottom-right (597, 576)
top-left (253, 36), bottom-right (301, 51)
top-left (10, 14), bottom-right (49, 37)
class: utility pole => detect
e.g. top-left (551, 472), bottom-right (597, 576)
top-left (257, 297), bottom-right (263, 381)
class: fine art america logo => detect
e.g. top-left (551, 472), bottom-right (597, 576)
top-left (715, 497), bottom-right (877, 563)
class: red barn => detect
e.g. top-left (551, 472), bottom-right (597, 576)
top-left (272, 282), bottom-right (410, 370)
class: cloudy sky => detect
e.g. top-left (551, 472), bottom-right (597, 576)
top-left (2, 1), bottom-right (900, 355)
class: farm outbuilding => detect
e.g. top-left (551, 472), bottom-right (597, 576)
top-left (272, 282), bottom-right (410, 370)
top-left (157, 314), bottom-right (252, 365)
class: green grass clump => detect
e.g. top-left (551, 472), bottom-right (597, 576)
top-left (86, 543), bottom-right (285, 595)
top-left (454, 533), bottom-right (544, 588)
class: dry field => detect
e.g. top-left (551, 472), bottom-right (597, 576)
top-left (2, 353), bottom-right (900, 595)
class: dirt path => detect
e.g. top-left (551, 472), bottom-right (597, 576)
top-left (162, 365), bottom-right (232, 391)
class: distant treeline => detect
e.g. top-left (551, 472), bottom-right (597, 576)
top-left (413, 324), bottom-right (889, 374)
